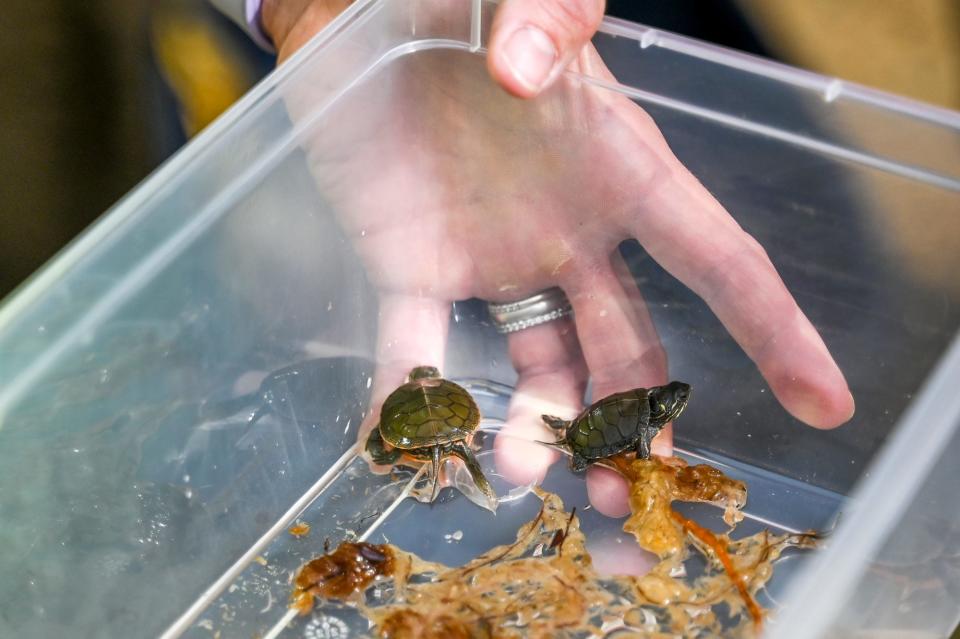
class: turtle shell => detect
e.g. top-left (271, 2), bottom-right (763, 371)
top-left (566, 388), bottom-right (651, 459)
top-left (379, 377), bottom-right (480, 449)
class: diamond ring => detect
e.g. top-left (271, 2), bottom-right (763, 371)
top-left (487, 287), bottom-right (573, 334)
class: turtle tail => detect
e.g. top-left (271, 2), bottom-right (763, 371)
top-left (534, 439), bottom-right (569, 450)
top-left (533, 439), bottom-right (570, 453)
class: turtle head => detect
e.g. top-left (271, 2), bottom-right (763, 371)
top-left (648, 381), bottom-right (691, 425)
top-left (408, 365), bottom-right (441, 381)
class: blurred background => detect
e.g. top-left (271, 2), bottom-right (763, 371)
top-left (0, 0), bottom-right (958, 299)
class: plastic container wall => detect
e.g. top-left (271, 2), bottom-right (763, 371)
top-left (777, 334), bottom-right (960, 638)
top-left (0, 1), bottom-right (958, 637)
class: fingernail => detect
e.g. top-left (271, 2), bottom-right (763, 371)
top-left (843, 389), bottom-right (856, 421)
top-left (502, 25), bottom-right (557, 93)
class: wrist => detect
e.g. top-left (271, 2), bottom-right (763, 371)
top-left (260, 0), bottom-right (306, 51)
top-left (209, 0), bottom-right (275, 50)
top-left (260, 0), bottom-right (281, 44)
top-left (246, 0), bottom-right (275, 51)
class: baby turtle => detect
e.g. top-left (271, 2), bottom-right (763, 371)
top-left (365, 366), bottom-right (496, 505)
top-left (542, 381), bottom-right (691, 471)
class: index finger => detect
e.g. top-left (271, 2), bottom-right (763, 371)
top-left (360, 292), bottom-right (451, 438)
top-left (625, 155), bottom-right (854, 429)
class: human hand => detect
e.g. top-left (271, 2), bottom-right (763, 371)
top-left (264, 0), bottom-right (606, 99)
top-left (261, 0), bottom-right (855, 517)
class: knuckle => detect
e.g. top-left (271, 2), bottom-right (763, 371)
top-left (639, 345), bottom-right (668, 378)
top-left (536, 0), bottom-right (605, 42)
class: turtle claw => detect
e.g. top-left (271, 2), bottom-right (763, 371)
top-left (429, 447), bottom-right (442, 503)
top-left (450, 443), bottom-right (498, 513)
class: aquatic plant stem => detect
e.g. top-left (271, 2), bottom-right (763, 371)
top-left (670, 509), bottom-right (763, 632)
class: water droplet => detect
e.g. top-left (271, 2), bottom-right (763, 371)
top-left (184, 488), bottom-right (193, 499)
top-left (360, 229), bottom-right (367, 237)
top-left (366, 377), bottom-right (372, 389)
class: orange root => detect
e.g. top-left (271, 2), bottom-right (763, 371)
top-left (670, 510), bottom-right (763, 632)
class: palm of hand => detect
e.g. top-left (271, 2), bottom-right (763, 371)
top-left (311, 48), bottom-right (657, 300)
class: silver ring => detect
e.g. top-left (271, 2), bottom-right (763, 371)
top-left (487, 287), bottom-right (573, 334)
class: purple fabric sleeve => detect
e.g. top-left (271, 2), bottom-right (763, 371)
top-left (209, 0), bottom-right (274, 52)
top-left (244, 0), bottom-right (274, 51)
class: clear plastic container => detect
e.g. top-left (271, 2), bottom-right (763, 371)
top-left (1, 1), bottom-right (958, 637)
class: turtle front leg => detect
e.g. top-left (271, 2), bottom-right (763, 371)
top-left (449, 442), bottom-right (498, 508)
top-left (569, 453), bottom-right (590, 473)
top-left (634, 427), bottom-right (655, 460)
top-left (365, 427), bottom-right (402, 465)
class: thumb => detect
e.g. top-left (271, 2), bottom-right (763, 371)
top-left (487, 0), bottom-right (605, 98)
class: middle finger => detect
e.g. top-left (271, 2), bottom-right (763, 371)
top-left (494, 315), bottom-right (588, 486)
